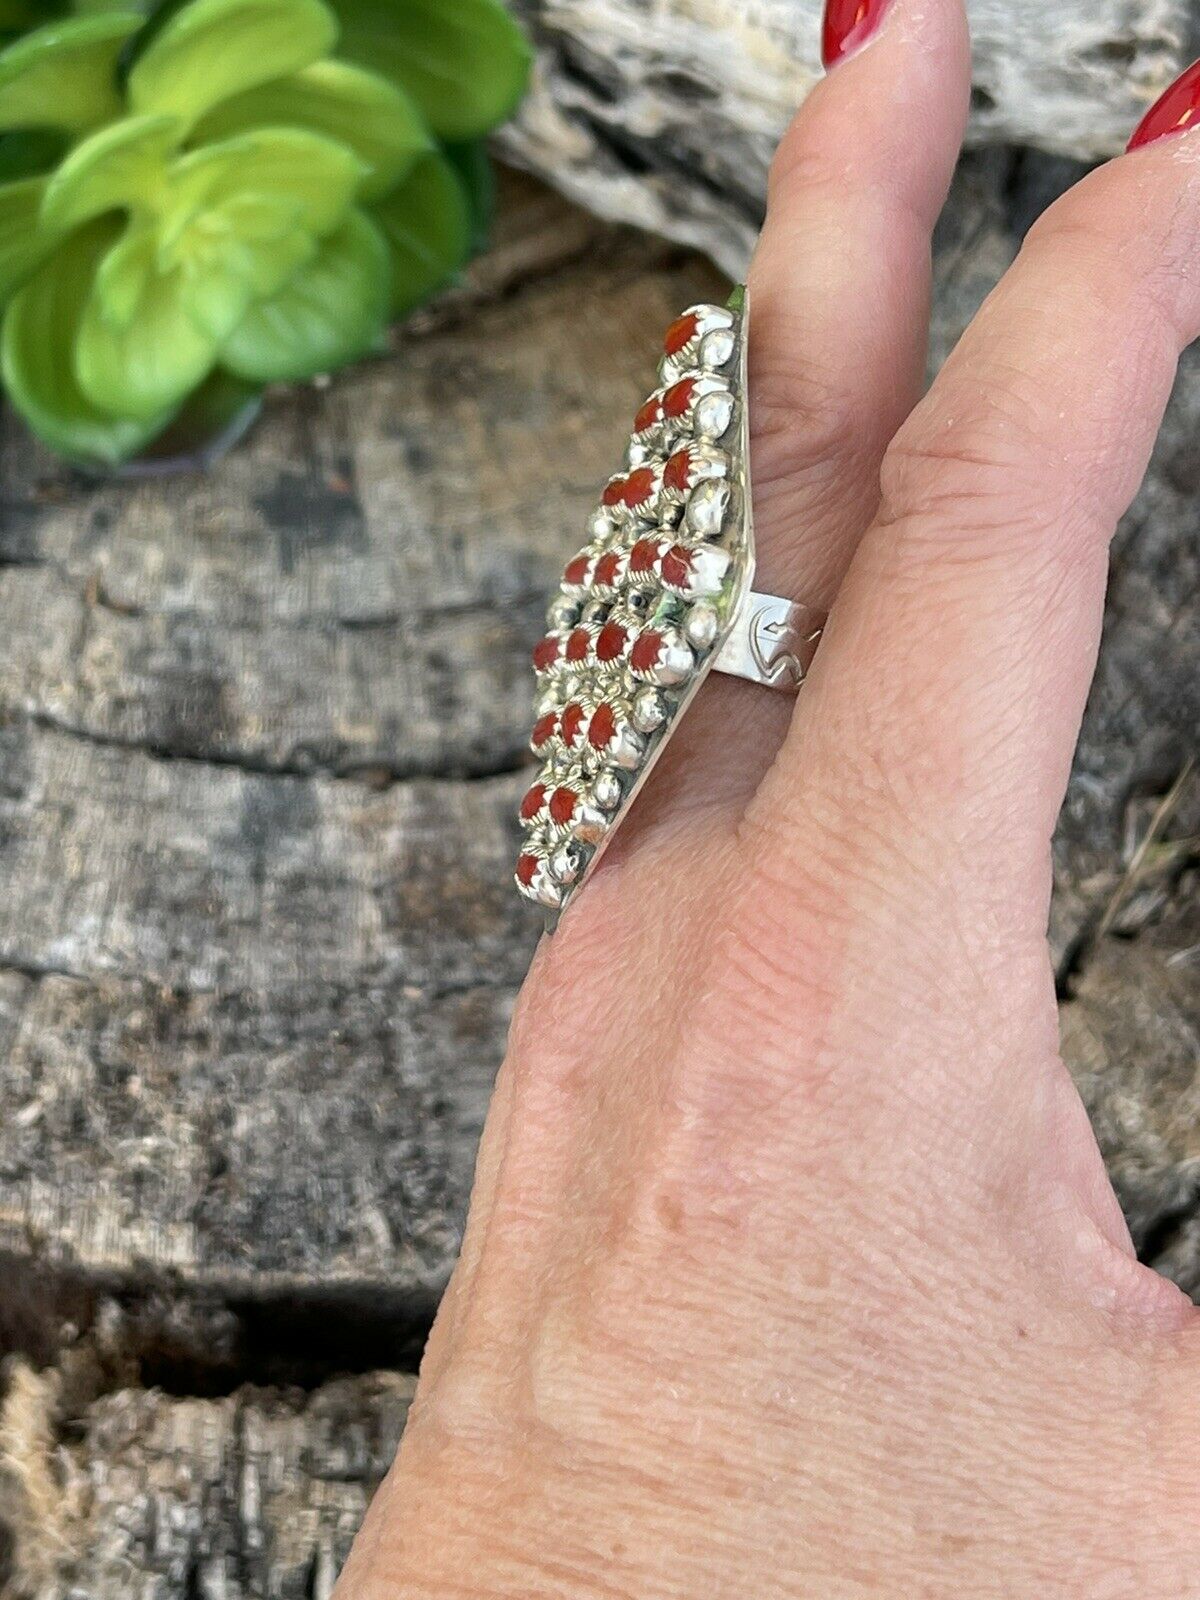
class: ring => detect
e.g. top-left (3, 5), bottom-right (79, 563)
top-left (515, 287), bottom-right (826, 922)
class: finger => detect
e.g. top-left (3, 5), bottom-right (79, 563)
top-left (754, 123), bottom-right (1200, 932)
top-left (749, 0), bottom-right (971, 611)
top-left (610, 0), bottom-right (971, 838)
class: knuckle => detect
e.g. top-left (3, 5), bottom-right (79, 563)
top-left (1022, 160), bottom-right (1200, 344)
top-left (750, 338), bottom-right (878, 496)
top-left (875, 383), bottom-right (1074, 562)
top-left (764, 123), bottom-right (845, 211)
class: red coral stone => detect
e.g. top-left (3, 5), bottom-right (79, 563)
top-left (634, 395), bottom-right (662, 433)
top-left (623, 466), bottom-right (656, 509)
top-left (565, 628), bottom-right (591, 662)
top-left (596, 622), bottom-right (627, 662)
top-left (531, 711), bottom-right (557, 749)
top-left (592, 551), bottom-right (621, 588)
top-left (662, 378), bottom-right (697, 419)
top-left (661, 544), bottom-right (694, 588)
top-left (563, 553), bottom-right (590, 586)
top-left (560, 702), bottom-right (586, 747)
top-left (664, 311), bottom-right (699, 356)
top-left (601, 477), bottom-right (627, 508)
top-left (516, 853), bottom-right (539, 887)
top-left (663, 449), bottom-right (694, 494)
top-left (588, 703), bottom-right (616, 749)
top-left (549, 786), bottom-right (577, 825)
top-left (532, 634), bottom-right (561, 672)
top-left (630, 631), bottom-right (664, 673)
top-left (629, 538), bottom-right (660, 574)
top-left (519, 782), bottom-right (546, 821)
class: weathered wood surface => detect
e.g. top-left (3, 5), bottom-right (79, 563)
top-left (0, 1361), bottom-right (414, 1598)
top-left (502, 0), bottom-right (1192, 275)
top-left (0, 155), bottom-right (1195, 1592)
top-left (0, 177), bottom-right (726, 1383)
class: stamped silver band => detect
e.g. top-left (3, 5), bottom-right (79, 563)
top-left (712, 590), bottom-right (825, 691)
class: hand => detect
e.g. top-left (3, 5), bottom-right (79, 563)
top-left (338, 2), bottom-right (1200, 1593)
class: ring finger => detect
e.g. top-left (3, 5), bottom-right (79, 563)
top-left (617, 0), bottom-right (973, 836)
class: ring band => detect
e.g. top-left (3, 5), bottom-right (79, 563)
top-left (713, 590), bottom-right (825, 690)
top-left (516, 287), bottom-right (826, 921)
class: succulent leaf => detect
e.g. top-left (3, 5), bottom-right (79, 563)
top-left (0, 0), bottom-right (528, 464)
top-left (221, 205), bottom-right (388, 382)
top-left (0, 128), bottom-right (65, 181)
top-left (370, 147), bottom-right (470, 318)
top-left (40, 112), bottom-right (179, 232)
top-left (127, 0), bottom-right (337, 127)
top-left (76, 221), bottom-right (218, 416)
top-left (0, 173), bottom-right (55, 302)
top-left (175, 201), bottom-right (317, 335)
top-left (165, 126), bottom-right (364, 240)
top-left (195, 194), bottom-right (318, 293)
top-left (1, 220), bottom-right (170, 464)
top-left (128, 366), bottom-right (263, 468)
top-left (332, 0), bottom-right (530, 142)
top-left (91, 218), bottom-right (154, 326)
top-left (192, 59), bottom-right (431, 201)
top-left (442, 138), bottom-right (494, 255)
top-left (0, 12), bottom-right (142, 132)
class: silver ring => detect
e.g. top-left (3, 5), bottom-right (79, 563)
top-left (516, 287), bottom-right (826, 922)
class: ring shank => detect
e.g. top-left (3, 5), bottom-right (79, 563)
top-left (711, 591), bottom-right (825, 691)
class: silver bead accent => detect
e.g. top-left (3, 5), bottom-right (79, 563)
top-left (592, 770), bottom-right (623, 811)
top-left (550, 841), bottom-right (584, 884)
top-left (607, 724), bottom-right (647, 770)
top-left (685, 479), bottom-right (731, 538)
top-left (571, 799), bottom-right (610, 845)
top-left (546, 595), bottom-right (577, 630)
top-left (534, 877), bottom-right (563, 910)
top-left (631, 686), bottom-right (667, 732)
top-left (694, 390), bottom-right (735, 441)
top-left (684, 601), bottom-right (720, 650)
top-left (699, 327), bottom-right (736, 369)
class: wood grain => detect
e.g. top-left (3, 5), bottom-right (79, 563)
top-left (501, 0), bottom-right (1191, 275)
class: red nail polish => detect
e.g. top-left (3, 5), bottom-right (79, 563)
top-left (1127, 58), bottom-right (1200, 151)
top-left (821, 0), bottom-right (892, 69)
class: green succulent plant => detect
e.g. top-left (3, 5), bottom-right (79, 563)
top-left (0, 0), bottom-right (529, 465)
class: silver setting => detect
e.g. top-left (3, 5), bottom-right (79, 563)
top-left (516, 288), bottom-right (826, 924)
top-left (631, 686), bottom-right (667, 732)
top-left (683, 601), bottom-right (720, 651)
top-left (712, 592), bottom-right (825, 690)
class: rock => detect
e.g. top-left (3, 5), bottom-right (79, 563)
top-left (500, 0), bottom-right (1189, 275)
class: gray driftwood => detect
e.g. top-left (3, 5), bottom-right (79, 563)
top-left (0, 1360), bottom-right (414, 1599)
top-left (501, 0), bottom-right (1191, 274)
top-left (0, 156), bottom-right (1195, 1592)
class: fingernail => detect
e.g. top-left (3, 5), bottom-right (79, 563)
top-left (1127, 58), bottom-right (1200, 151)
top-left (821, 0), bottom-right (893, 70)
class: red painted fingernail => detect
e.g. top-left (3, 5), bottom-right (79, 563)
top-left (821, 0), bottom-right (892, 69)
top-left (1127, 58), bottom-right (1200, 151)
